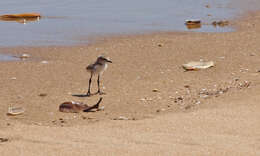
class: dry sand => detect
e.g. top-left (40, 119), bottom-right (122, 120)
top-left (0, 11), bottom-right (260, 155)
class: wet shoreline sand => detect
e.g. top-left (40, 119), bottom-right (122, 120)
top-left (0, 11), bottom-right (260, 155)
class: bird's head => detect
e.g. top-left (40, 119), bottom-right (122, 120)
top-left (97, 55), bottom-right (112, 64)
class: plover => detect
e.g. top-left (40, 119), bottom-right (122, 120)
top-left (86, 55), bottom-right (112, 96)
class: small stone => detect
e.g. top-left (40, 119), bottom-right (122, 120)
top-left (169, 96), bottom-right (175, 99)
top-left (185, 105), bottom-right (192, 110)
top-left (234, 78), bottom-right (239, 81)
top-left (19, 54), bottom-right (30, 59)
top-left (10, 77), bottom-right (17, 80)
top-left (218, 56), bottom-right (225, 59)
top-left (140, 98), bottom-right (146, 101)
top-left (195, 101), bottom-right (201, 105)
top-left (41, 60), bottom-right (48, 64)
top-left (177, 97), bottom-right (183, 101)
top-left (152, 89), bottom-right (159, 92)
top-left (113, 116), bottom-right (129, 120)
top-left (184, 85), bottom-right (190, 88)
top-left (82, 116), bottom-right (87, 120)
top-left (156, 108), bottom-right (166, 112)
top-left (205, 4), bottom-right (210, 8)
top-left (200, 94), bottom-right (209, 98)
top-left (97, 106), bottom-right (105, 111)
top-left (0, 138), bottom-right (8, 142)
top-left (158, 43), bottom-right (163, 47)
top-left (39, 93), bottom-right (47, 97)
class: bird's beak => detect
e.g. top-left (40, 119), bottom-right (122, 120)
top-left (107, 60), bottom-right (112, 63)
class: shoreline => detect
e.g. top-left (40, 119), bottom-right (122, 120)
top-left (0, 9), bottom-right (259, 125)
top-left (0, 10), bottom-right (260, 155)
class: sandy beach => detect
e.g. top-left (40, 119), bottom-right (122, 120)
top-left (0, 11), bottom-right (260, 155)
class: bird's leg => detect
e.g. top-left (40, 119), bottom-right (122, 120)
top-left (86, 73), bottom-right (93, 96)
top-left (97, 74), bottom-right (105, 95)
top-left (97, 74), bottom-right (101, 94)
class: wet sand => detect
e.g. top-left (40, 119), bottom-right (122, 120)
top-left (0, 12), bottom-right (260, 155)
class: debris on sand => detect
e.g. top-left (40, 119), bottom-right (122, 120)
top-left (7, 106), bottom-right (25, 116)
top-left (185, 19), bottom-right (201, 25)
top-left (14, 54), bottom-right (30, 59)
top-left (39, 93), bottom-right (47, 97)
top-left (59, 97), bottom-right (102, 113)
top-left (185, 19), bottom-right (201, 29)
top-left (158, 43), bottom-right (163, 47)
top-left (182, 61), bottom-right (214, 71)
top-left (0, 138), bottom-right (9, 143)
top-left (212, 20), bottom-right (229, 27)
top-left (113, 116), bottom-right (129, 120)
top-left (156, 108), bottom-right (166, 112)
top-left (0, 13), bottom-right (41, 24)
top-left (152, 89), bottom-right (159, 92)
top-left (0, 13), bottom-right (41, 19)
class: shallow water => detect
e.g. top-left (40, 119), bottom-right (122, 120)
top-left (0, 54), bottom-right (19, 61)
top-left (0, 0), bottom-right (259, 47)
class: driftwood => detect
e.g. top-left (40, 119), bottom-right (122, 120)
top-left (0, 13), bottom-right (41, 19)
top-left (59, 97), bottom-right (103, 113)
top-left (0, 13), bottom-right (41, 23)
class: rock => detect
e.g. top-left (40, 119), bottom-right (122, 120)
top-left (158, 43), bottom-right (163, 47)
top-left (113, 116), bottom-right (129, 120)
top-left (185, 19), bottom-right (201, 29)
top-left (19, 54), bottom-right (30, 59)
top-left (7, 106), bottom-right (25, 116)
top-left (41, 60), bottom-right (48, 64)
top-left (156, 108), bottom-right (166, 112)
top-left (0, 138), bottom-right (8, 142)
top-left (182, 61), bottom-right (214, 71)
top-left (97, 106), bottom-right (105, 111)
top-left (185, 19), bottom-right (201, 25)
top-left (10, 77), bottom-right (17, 80)
top-left (39, 93), bottom-right (47, 97)
top-left (152, 89), bottom-right (159, 92)
top-left (0, 13), bottom-right (41, 19)
top-left (212, 20), bottom-right (229, 27)
top-left (184, 85), bottom-right (190, 88)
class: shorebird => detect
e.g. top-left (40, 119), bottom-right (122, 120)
top-left (86, 55), bottom-right (112, 96)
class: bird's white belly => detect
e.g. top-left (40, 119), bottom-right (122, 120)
top-left (94, 64), bottom-right (107, 74)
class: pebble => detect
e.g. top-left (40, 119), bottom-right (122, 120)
top-left (10, 77), bottom-right (17, 80)
top-left (158, 43), bottom-right (163, 47)
top-left (113, 116), bottom-right (129, 120)
top-left (0, 138), bottom-right (8, 142)
top-left (19, 54), bottom-right (30, 59)
top-left (41, 60), bottom-right (48, 64)
top-left (152, 89), bottom-right (159, 92)
top-left (156, 108), bottom-right (166, 112)
top-left (97, 106), bottom-right (105, 111)
top-left (184, 85), bottom-right (190, 88)
top-left (39, 93), bottom-right (47, 97)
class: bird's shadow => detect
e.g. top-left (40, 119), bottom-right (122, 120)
top-left (71, 94), bottom-right (89, 97)
top-left (72, 92), bottom-right (100, 97)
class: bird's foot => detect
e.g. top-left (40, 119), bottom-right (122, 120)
top-left (86, 92), bottom-right (92, 97)
top-left (97, 91), bottom-right (106, 95)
